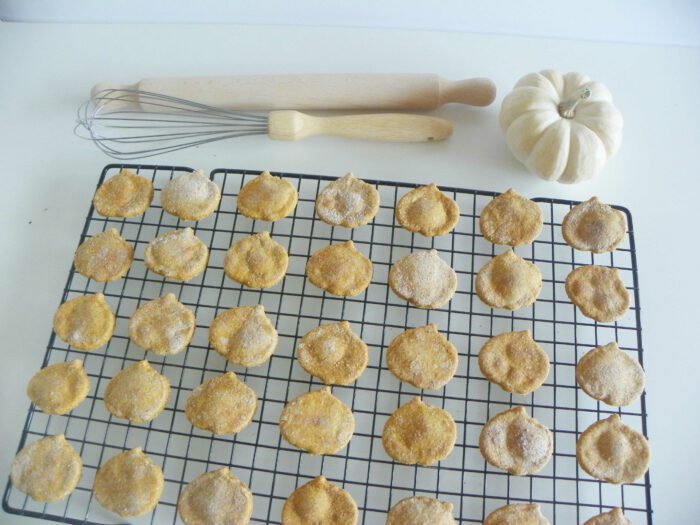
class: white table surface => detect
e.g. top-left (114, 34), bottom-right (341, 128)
top-left (0, 22), bottom-right (697, 525)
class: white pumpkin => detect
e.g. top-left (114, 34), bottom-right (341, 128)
top-left (500, 70), bottom-right (623, 184)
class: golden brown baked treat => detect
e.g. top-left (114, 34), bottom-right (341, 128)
top-left (386, 324), bottom-right (458, 390)
top-left (577, 414), bottom-right (650, 484)
top-left (10, 435), bottom-right (82, 502)
top-left (382, 397), bottom-right (456, 466)
top-left (281, 476), bottom-right (358, 525)
top-left (480, 188), bottom-right (543, 246)
top-left (565, 266), bottom-right (630, 323)
top-left (279, 387), bottom-right (355, 455)
top-left (478, 331), bottom-right (550, 395)
top-left (93, 448), bottom-right (164, 518)
top-left (93, 169), bottom-right (154, 218)
top-left (296, 321), bottom-right (368, 385)
top-left (386, 496), bottom-right (455, 525)
top-left (576, 342), bottom-right (644, 407)
top-left (306, 240), bottom-right (372, 297)
top-left (395, 184), bottom-right (459, 237)
top-left (475, 250), bottom-right (542, 310)
top-left (315, 173), bottom-right (380, 228)
top-left (224, 231), bottom-right (289, 288)
top-left (74, 228), bottom-right (133, 282)
top-left (562, 197), bottom-right (626, 253)
top-left (479, 406), bottom-right (553, 476)
top-left (238, 170), bottom-right (298, 222)
top-left (209, 305), bottom-right (278, 367)
top-left (178, 468), bottom-right (253, 525)
top-left (27, 360), bottom-right (89, 415)
top-left (128, 293), bottom-right (196, 356)
top-left (144, 227), bottom-right (209, 281)
top-left (53, 293), bottom-right (115, 351)
top-left (161, 169), bottom-right (221, 221)
top-left (388, 249), bottom-right (457, 309)
top-left (484, 503), bottom-right (550, 525)
top-left (185, 372), bottom-right (257, 435)
top-left (104, 360), bottom-right (170, 424)
top-left (583, 508), bottom-right (633, 525)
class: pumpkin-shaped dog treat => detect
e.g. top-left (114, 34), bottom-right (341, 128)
top-left (562, 197), bottom-right (626, 253)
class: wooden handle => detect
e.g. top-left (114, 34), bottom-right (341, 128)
top-left (267, 111), bottom-right (453, 142)
top-left (92, 74), bottom-right (496, 110)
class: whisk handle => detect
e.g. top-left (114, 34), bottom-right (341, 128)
top-left (267, 111), bottom-right (453, 142)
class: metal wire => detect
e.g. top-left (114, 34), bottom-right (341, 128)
top-left (3, 164), bottom-right (653, 524)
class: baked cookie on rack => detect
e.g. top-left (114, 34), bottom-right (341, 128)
top-left (479, 406), bottom-right (553, 476)
top-left (565, 265), bottom-right (629, 323)
top-left (209, 305), bottom-right (278, 367)
top-left (282, 476), bottom-right (358, 525)
top-left (161, 169), bottom-right (221, 221)
top-left (74, 228), bottom-right (133, 282)
top-left (386, 324), bottom-right (458, 390)
top-left (144, 228), bottom-right (209, 281)
top-left (27, 360), bottom-right (90, 415)
top-left (479, 188), bottom-right (543, 246)
top-left (93, 169), bottom-right (154, 218)
top-left (315, 173), bottom-right (380, 228)
top-left (224, 231), bottom-right (289, 288)
top-left (129, 293), bottom-right (196, 356)
top-left (104, 360), bottom-right (170, 424)
top-left (178, 468), bottom-right (254, 525)
top-left (237, 170), bottom-right (298, 221)
top-left (382, 397), bottom-right (456, 466)
top-left (562, 197), bottom-right (626, 253)
top-left (386, 496), bottom-right (456, 525)
top-left (279, 387), bottom-right (354, 455)
top-left (584, 508), bottom-right (633, 525)
top-left (484, 503), bottom-right (550, 525)
top-left (576, 342), bottom-right (644, 407)
top-left (53, 293), bottom-right (115, 351)
top-left (296, 321), bottom-right (368, 385)
top-left (475, 250), bottom-right (541, 310)
top-left (10, 435), bottom-right (82, 502)
top-left (388, 249), bottom-right (457, 309)
top-left (306, 240), bottom-right (372, 297)
top-left (395, 183), bottom-right (459, 237)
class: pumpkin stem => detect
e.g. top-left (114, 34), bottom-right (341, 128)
top-left (558, 87), bottom-right (591, 118)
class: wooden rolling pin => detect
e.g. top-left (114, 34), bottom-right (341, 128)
top-left (91, 74), bottom-right (496, 110)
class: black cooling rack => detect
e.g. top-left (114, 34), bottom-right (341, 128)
top-left (3, 164), bottom-right (652, 524)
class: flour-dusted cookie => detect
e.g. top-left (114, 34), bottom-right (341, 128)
top-left (74, 228), bottom-right (133, 282)
top-left (386, 496), bottom-right (456, 525)
top-left (484, 503), bottom-right (550, 525)
top-left (562, 197), bottom-right (626, 253)
top-left (161, 169), bottom-right (221, 221)
top-left (480, 188), bottom-right (543, 246)
top-left (296, 321), bottom-right (368, 385)
top-left (479, 406), bottom-right (553, 476)
top-left (224, 231), bottom-right (289, 288)
top-left (386, 324), bottom-right (458, 390)
top-left (238, 170), bottom-right (298, 222)
top-left (584, 508), bottom-right (633, 525)
top-left (178, 468), bottom-right (254, 525)
top-left (279, 387), bottom-right (355, 455)
top-left (185, 372), bottom-right (257, 435)
top-left (27, 360), bottom-right (89, 415)
top-left (395, 183), bottom-right (459, 237)
top-left (10, 435), bottom-right (82, 502)
top-left (475, 250), bottom-right (542, 310)
top-left (479, 331), bottom-right (550, 395)
top-left (104, 360), bottom-right (170, 424)
top-left (306, 240), bottom-right (372, 297)
top-left (315, 173), bottom-right (380, 228)
top-left (144, 227), bottom-right (209, 281)
top-left (94, 448), bottom-right (164, 518)
top-left (282, 476), bottom-right (358, 525)
top-left (389, 249), bottom-right (457, 309)
top-left (53, 293), bottom-right (115, 351)
top-left (577, 342), bottom-right (644, 407)
top-left (577, 414), bottom-right (650, 484)
top-left (209, 305), bottom-right (278, 367)
top-left (93, 169), bottom-right (154, 218)
top-left (382, 397), bottom-right (456, 466)
top-left (565, 266), bottom-right (630, 323)
top-left (129, 293), bottom-right (196, 356)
